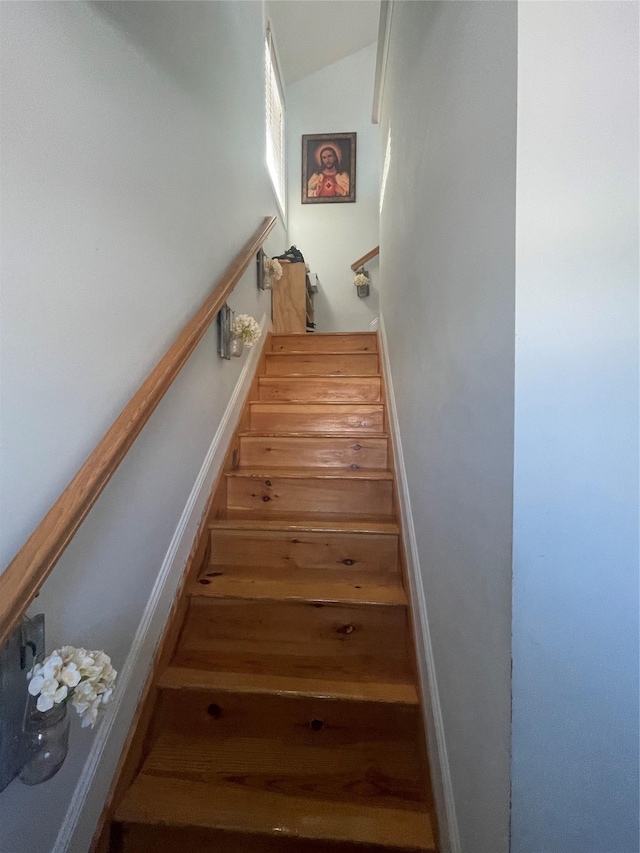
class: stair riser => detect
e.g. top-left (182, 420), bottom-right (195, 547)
top-left (176, 599), bottom-right (410, 672)
top-left (265, 353), bottom-right (379, 376)
top-left (270, 333), bottom-right (378, 354)
top-left (209, 529), bottom-right (399, 573)
top-left (226, 476), bottom-right (393, 516)
top-left (258, 376), bottom-right (382, 403)
top-left (239, 436), bottom-right (388, 469)
top-left (120, 824), bottom-right (424, 853)
top-left (250, 404), bottom-right (384, 434)
top-left (157, 690), bottom-right (421, 745)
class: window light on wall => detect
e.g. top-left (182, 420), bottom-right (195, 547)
top-left (265, 24), bottom-right (286, 215)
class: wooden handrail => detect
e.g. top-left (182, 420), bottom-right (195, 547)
top-left (0, 215), bottom-right (277, 649)
top-left (351, 246), bottom-right (379, 272)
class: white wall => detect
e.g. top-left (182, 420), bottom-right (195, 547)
top-left (379, 3), bottom-right (517, 851)
top-left (0, 2), bottom-right (284, 850)
top-left (284, 43), bottom-right (380, 332)
top-left (512, 4), bottom-right (639, 852)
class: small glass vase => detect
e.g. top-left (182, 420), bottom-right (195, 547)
top-left (229, 334), bottom-right (244, 358)
top-left (18, 701), bottom-right (70, 785)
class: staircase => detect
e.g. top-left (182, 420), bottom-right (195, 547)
top-left (110, 332), bottom-right (437, 852)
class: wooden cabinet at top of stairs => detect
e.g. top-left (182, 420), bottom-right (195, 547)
top-left (272, 262), bottom-right (314, 334)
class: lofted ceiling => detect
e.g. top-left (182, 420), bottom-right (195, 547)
top-left (267, 0), bottom-right (381, 85)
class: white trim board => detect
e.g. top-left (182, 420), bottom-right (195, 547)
top-left (378, 313), bottom-right (460, 853)
top-left (372, 0), bottom-right (394, 124)
top-left (54, 314), bottom-right (269, 853)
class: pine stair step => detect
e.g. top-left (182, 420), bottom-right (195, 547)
top-left (173, 598), bottom-right (413, 686)
top-left (258, 375), bottom-right (382, 403)
top-left (209, 513), bottom-right (399, 534)
top-left (250, 402), bottom-right (385, 434)
top-left (208, 525), bottom-right (399, 574)
top-left (128, 729), bottom-right (425, 810)
top-left (264, 352), bottom-right (379, 376)
top-left (188, 572), bottom-right (407, 606)
top-left (227, 467), bottom-right (393, 480)
top-left (225, 469), bottom-right (393, 515)
top-left (270, 332), bottom-right (378, 354)
top-left (115, 776), bottom-right (435, 850)
top-left (237, 434), bottom-right (389, 470)
top-left (156, 667), bottom-right (419, 704)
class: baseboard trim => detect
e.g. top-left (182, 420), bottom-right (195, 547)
top-left (378, 313), bottom-right (460, 853)
top-left (54, 315), bottom-right (269, 853)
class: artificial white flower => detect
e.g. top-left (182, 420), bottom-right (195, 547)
top-left (27, 645), bottom-right (117, 728)
top-left (353, 272), bottom-right (369, 287)
top-left (59, 663), bottom-right (81, 688)
top-left (233, 314), bottom-right (261, 347)
top-left (264, 257), bottom-right (283, 281)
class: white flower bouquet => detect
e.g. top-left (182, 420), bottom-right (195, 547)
top-left (354, 272), bottom-right (370, 287)
top-left (264, 256), bottom-right (283, 281)
top-left (233, 314), bottom-right (261, 347)
top-left (27, 646), bottom-right (117, 728)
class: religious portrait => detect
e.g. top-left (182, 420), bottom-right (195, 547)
top-left (301, 133), bottom-right (357, 204)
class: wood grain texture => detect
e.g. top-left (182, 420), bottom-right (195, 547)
top-left (210, 515), bottom-right (399, 535)
top-left (0, 215), bottom-right (277, 650)
top-left (225, 469), bottom-right (393, 516)
top-left (139, 735), bottom-right (425, 812)
top-left (120, 823), bottom-right (430, 853)
top-left (258, 375), bottom-right (382, 402)
top-left (173, 598), bottom-right (411, 685)
top-left (155, 690), bottom-right (422, 745)
top-left (265, 352), bottom-right (379, 376)
top-left (115, 776), bottom-right (435, 849)
top-left (238, 434), bottom-right (388, 469)
top-left (189, 573), bottom-right (406, 606)
top-left (209, 527), bottom-right (399, 573)
top-left (272, 264), bottom-right (306, 334)
top-left (250, 403), bottom-right (385, 434)
top-left (270, 333), bottom-right (378, 353)
top-left (351, 246), bottom-right (380, 272)
top-left (156, 667), bottom-right (419, 705)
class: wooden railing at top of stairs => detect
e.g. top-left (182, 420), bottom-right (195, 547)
top-left (0, 215), bottom-right (277, 650)
top-left (350, 246), bottom-right (379, 272)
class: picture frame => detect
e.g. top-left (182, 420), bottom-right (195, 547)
top-left (301, 132), bottom-right (357, 204)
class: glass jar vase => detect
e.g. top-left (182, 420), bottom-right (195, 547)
top-left (18, 701), bottom-right (70, 785)
top-left (229, 334), bottom-right (244, 357)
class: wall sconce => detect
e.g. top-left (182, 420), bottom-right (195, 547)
top-left (0, 614), bottom-right (70, 791)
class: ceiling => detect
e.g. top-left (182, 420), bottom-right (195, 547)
top-left (267, 0), bottom-right (381, 85)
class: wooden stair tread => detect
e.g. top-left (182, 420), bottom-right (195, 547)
top-left (188, 573), bottom-right (407, 606)
top-left (156, 667), bottom-right (419, 704)
top-left (115, 775), bottom-right (434, 849)
top-left (238, 431), bottom-right (388, 439)
top-left (210, 512), bottom-right (398, 533)
top-left (259, 374), bottom-right (380, 381)
top-left (266, 352), bottom-right (379, 358)
top-left (133, 730), bottom-right (426, 811)
top-left (251, 401), bottom-right (383, 407)
top-left (226, 467), bottom-right (393, 481)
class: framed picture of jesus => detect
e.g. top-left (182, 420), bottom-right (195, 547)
top-left (301, 132), bottom-right (357, 204)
